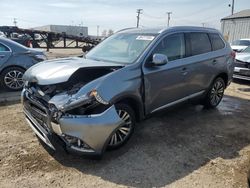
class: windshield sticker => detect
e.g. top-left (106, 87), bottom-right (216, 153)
top-left (136, 36), bottom-right (155, 41)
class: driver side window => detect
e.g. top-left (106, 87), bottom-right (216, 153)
top-left (153, 33), bottom-right (185, 61)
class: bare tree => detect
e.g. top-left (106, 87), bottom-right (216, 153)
top-left (102, 30), bottom-right (107, 37)
top-left (108, 29), bottom-right (114, 36)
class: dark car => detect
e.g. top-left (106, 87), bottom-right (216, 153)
top-left (0, 37), bottom-right (47, 91)
top-left (22, 26), bottom-right (234, 156)
top-left (11, 34), bottom-right (33, 48)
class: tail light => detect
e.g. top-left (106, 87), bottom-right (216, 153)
top-left (231, 51), bottom-right (236, 59)
top-left (27, 40), bottom-right (31, 48)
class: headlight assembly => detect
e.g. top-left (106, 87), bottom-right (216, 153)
top-left (34, 54), bottom-right (47, 61)
top-left (50, 89), bottom-right (109, 112)
top-left (89, 90), bottom-right (109, 105)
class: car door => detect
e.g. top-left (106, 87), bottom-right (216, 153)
top-left (0, 43), bottom-right (12, 68)
top-left (142, 33), bottom-right (189, 114)
top-left (183, 32), bottom-right (217, 96)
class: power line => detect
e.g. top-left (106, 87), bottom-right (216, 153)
top-left (174, 1), bottom-right (227, 20)
top-left (136, 9), bottom-right (143, 28)
top-left (142, 12), bottom-right (165, 19)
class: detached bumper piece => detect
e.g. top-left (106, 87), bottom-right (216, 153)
top-left (22, 89), bottom-right (123, 156)
top-left (233, 67), bottom-right (250, 81)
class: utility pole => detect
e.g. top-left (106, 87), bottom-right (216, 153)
top-left (136, 9), bottom-right (143, 28)
top-left (201, 22), bottom-right (205, 27)
top-left (13, 18), bottom-right (17, 26)
top-left (228, 0), bottom-right (235, 15)
top-left (97, 25), bottom-right (100, 37)
top-left (166, 12), bottom-right (172, 27)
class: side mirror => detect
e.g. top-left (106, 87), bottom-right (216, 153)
top-left (152, 53), bottom-right (168, 66)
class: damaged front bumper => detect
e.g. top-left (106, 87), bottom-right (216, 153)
top-left (21, 89), bottom-right (123, 156)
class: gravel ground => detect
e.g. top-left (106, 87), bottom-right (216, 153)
top-left (0, 81), bottom-right (249, 188)
top-left (0, 50), bottom-right (250, 188)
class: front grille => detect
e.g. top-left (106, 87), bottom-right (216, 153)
top-left (23, 90), bottom-right (51, 132)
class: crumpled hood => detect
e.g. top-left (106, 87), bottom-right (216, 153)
top-left (23, 57), bottom-right (122, 85)
top-left (236, 53), bottom-right (250, 63)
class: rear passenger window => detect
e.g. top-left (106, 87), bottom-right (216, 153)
top-left (189, 33), bottom-right (211, 55)
top-left (0, 43), bottom-right (9, 52)
top-left (209, 33), bottom-right (225, 51)
top-left (153, 33), bottom-right (185, 61)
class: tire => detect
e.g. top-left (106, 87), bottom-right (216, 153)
top-left (107, 103), bottom-right (136, 150)
top-left (0, 67), bottom-right (25, 91)
top-left (203, 77), bottom-right (225, 109)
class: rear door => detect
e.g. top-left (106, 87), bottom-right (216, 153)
top-left (0, 43), bottom-right (12, 68)
top-left (183, 32), bottom-right (215, 95)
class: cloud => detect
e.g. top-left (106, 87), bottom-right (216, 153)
top-left (47, 2), bottom-right (77, 8)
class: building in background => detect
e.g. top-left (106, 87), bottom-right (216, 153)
top-left (33, 25), bottom-right (88, 37)
top-left (221, 9), bottom-right (250, 42)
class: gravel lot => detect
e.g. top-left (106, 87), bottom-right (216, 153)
top-left (0, 50), bottom-right (250, 188)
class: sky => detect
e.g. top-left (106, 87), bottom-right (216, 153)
top-left (0, 0), bottom-right (249, 35)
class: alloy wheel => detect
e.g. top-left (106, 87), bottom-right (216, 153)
top-left (108, 109), bottom-right (132, 147)
top-left (209, 79), bottom-right (224, 106)
top-left (4, 70), bottom-right (24, 90)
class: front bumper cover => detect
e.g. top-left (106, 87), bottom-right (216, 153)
top-left (22, 89), bottom-right (123, 156)
top-left (233, 67), bottom-right (250, 81)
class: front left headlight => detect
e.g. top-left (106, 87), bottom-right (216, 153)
top-left (49, 90), bottom-right (109, 112)
top-left (35, 54), bottom-right (47, 61)
top-left (62, 93), bottom-right (92, 111)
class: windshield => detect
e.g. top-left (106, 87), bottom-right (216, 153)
top-left (242, 46), bottom-right (250, 53)
top-left (232, 40), bottom-right (250, 46)
top-left (86, 33), bottom-right (156, 64)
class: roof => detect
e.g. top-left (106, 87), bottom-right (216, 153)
top-left (118, 26), bottom-right (218, 35)
top-left (221, 9), bottom-right (250, 20)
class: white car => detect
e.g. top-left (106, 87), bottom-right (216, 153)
top-left (231, 39), bottom-right (250, 52)
top-left (0, 31), bottom-right (6, 37)
top-left (233, 46), bottom-right (250, 80)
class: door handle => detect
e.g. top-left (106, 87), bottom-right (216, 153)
top-left (212, 59), bottom-right (217, 65)
top-left (181, 67), bottom-right (188, 75)
top-left (0, 55), bottom-right (5, 58)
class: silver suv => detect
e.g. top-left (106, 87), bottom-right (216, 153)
top-left (21, 26), bottom-right (235, 156)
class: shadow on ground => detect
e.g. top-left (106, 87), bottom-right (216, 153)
top-left (42, 91), bottom-right (250, 187)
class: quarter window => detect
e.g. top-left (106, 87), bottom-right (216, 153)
top-left (0, 43), bottom-right (10, 52)
top-left (209, 33), bottom-right (225, 51)
top-left (188, 33), bottom-right (212, 55)
top-left (153, 33), bottom-right (185, 61)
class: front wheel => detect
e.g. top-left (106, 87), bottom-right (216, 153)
top-left (107, 103), bottom-right (135, 150)
top-left (203, 77), bottom-right (225, 108)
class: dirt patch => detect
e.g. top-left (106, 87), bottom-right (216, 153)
top-left (0, 81), bottom-right (250, 188)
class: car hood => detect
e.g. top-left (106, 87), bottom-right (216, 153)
top-left (231, 45), bottom-right (248, 52)
top-left (23, 57), bottom-right (123, 85)
top-left (236, 53), bottom-right (250, 63)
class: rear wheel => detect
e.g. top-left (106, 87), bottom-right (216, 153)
top-left (107, 103), bottom-right (135, 150)
top-left (203, 77), bottom-right (225, 108)
top-left (0, 67), bottom-right (25, 91)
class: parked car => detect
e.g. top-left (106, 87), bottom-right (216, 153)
top-left (233, 46), bottom-right (250, 80)
top-left (231, 39), bottom-right (250, 52)
top-left (11, 33), bottom-right (33, 48)
top-left (21, 26), bottom-right (235, 157)
top-left (0, 37), bottom-right (47, 91)
top-left (0, 32), bottom-right (6, 37)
